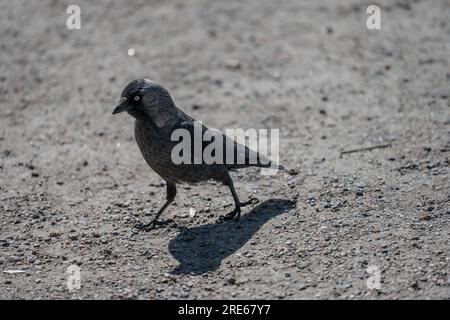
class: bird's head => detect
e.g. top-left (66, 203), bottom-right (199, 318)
top-left (112, 78), bottom-right (178, 127)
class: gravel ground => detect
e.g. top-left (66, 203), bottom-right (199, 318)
top-left (0, 0), bottom-right (449, 299)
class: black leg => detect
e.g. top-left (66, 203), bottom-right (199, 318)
top-left (134, 181), bottom-right (177, 232)
top-left (221, 177), bottom-right (258, 221)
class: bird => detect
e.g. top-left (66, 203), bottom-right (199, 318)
top-left (112, 78), bottom-right (284, 231)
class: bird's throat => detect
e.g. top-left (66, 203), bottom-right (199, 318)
top-left (127, 109), bottom-right (151, 122)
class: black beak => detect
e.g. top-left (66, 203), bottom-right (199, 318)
top-left (112, 97), bottom-right (130, 114)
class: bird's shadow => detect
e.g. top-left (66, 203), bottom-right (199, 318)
top-left (169, 199), bottom-right (295, 275)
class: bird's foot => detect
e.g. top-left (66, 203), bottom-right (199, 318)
top-left (219, 198), bottom-right (258, 222)
top-left (220, 207), bottom-right (241, 222)
top-left (240, 197), bottom-right (259, 207)
top-left (132, 219), bottom-right (164, 233)
top-left (132, 219), bottom-right (177, 234)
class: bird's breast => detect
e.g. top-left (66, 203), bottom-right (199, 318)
top-left (134, 120), bottom-right (175, 172)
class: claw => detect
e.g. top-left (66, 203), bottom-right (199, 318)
top-left (240, 197), bottom-right (259, 207)
top-left (219, 197), bottom-right (259, 222)
top-left (219, 208), bottom-right (241, 222)
top-left (132, 219), bottom-right (177, 233)
top-left (132, 220), bottom-right (160, 232)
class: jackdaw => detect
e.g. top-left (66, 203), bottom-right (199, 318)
top-left (112, 79), bottom-right (283, 231)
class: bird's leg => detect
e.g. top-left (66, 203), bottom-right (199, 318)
top-left (221, 177), bottom-right (258, 221)
top-left (134, 182), bottom-right (176, 232)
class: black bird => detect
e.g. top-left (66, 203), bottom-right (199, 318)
top-left (112, 79), bottom-right (283, 231)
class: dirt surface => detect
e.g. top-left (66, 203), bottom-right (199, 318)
top-left (0, 0), bottom-right (449, 299)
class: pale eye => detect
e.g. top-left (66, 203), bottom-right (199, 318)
top-left (134, 95), bottom-right (140, 101)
